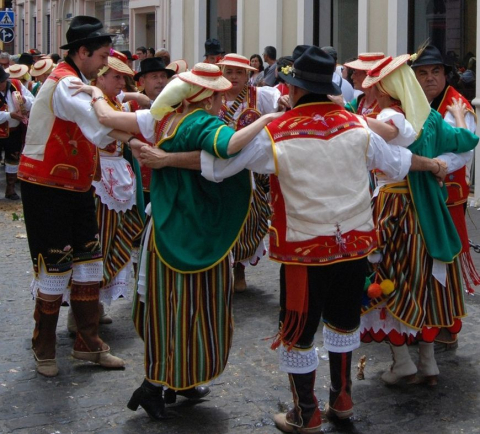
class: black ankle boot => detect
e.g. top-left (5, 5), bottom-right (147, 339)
top-left (127, 379), bottom-right (170, 420)
top-left (164, 386), bottom-right (211, 404)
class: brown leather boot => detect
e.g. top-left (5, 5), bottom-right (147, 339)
top-left (32, 296), bottom-right (62, 377)
top-left (274, 371), bottom-right (322, 433)
top-left (5, 172), bottom-right (20, 200)
top-left (70, 283), bottom-right (124, 369)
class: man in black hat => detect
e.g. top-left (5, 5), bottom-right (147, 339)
top-left (138, 45), bottom-right (448, 432)
top-left (134, 57), bottom-right (175, 104)
top-left (411, 45), bottom-right (479, 351)
top-left (18, 15), bottom-right (133, 377)
top-left (204, 38), bottom-right (224, 64)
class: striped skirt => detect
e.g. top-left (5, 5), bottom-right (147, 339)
top-left (132, 224), bottom-right (234, 390)
top-left (232, 173), bottom-right (271, 265)
top-left (360, 188), bottom-right (466, 344)
top-left (95, 197), bottom-right (144, 301)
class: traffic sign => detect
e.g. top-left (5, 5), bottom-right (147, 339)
top-left (0, 11), bottom-right (14, 28)
top-left (0, 28), bottom-right (14, 43)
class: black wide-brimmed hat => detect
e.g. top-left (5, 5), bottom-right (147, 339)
top-left (133, 57), bottom-right (175, 81)
top-left (0, 67), bottom-right (9, 83)
top-left (204, 39), bottom-right (224, 56)
top-left (292, 45), bottom-right (309, 61)
top-left (410, 44), bottom-right (452, 74)
top-left (60, 16), bottom-right (114, 50)
top-left (278, 45), bottom-right (341, 95)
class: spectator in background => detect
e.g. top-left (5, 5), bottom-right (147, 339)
top-left (261, 46), bottom-right (277, 86)
top-left (321, 45), bottom-right (355, 102)
top-left (155, 48), bottom-right (171, 66)
top-left (204, 38), bottom-right (224, 64)
top-left (0, 52), bottom-right (10, 69)
top-left (248, 54), bottom-right (264, 86)
top-left (458, 56), bottom-right (476, 102)
top-left (147, 48), bottom-right (155, 58)
top-left (136, 46), bottom-right (148, 61)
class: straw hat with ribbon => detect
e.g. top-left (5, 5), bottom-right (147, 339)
top-left (362, 54), bottom-right (411, 88)
top-left (344, 53), bottom-right (385, 71)
top-left (151, 62), bottom-right (232, 120)
top-left (216, 53), bottom-right (257, 71)
top-left (98, 50), bottom-right (134, 77)
top-left (166, 59), bottom-right (189, 74)
top-left (31, 58), bottom-right (54, 77)
top-left (362, 54), bottom-right (431, 134)
top-left (7, 64), bottom-right (29, 79)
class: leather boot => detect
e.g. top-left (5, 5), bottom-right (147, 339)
top-left (414, 342), bottom-right (439, 386)
top-left (381, 343), bottom-right (417, 385)
top-left (233, 262), bottom-right (247, 292)
top-left (5, 172), bottom-right (20, 200)
top-left (325, 351), bottom-right (354, 420)
top-left (127, 379), bottom-right (171, 420)
top-left (70, 283), bottom-right (124, 369)
top-left (32, 295), bottom-right (62, 377)
top-left (67, 307), bottom-right (77, 335)
top-left (67, 302), bottom-right (112, 335)
top-left (274, 371), bottom-right (322, 433)
top-left (164, 386), bottom-right (211, 404)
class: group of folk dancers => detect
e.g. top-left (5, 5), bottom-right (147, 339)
top-left (18, 15), bottom-right (479, 434)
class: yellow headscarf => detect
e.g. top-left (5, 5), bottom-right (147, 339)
top-left (377, 63), bottom-right (431, 135)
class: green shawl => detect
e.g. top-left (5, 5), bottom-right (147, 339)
top-left (408, 109), bottom-right (478, 262)
top-left (150, 109), bottom-right (252, 273)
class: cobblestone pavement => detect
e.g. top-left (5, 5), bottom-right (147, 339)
top-left (2, 172), bottom-right (480, 433)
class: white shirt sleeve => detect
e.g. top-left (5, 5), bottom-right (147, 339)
top-left (257, 86), bottom-right (281, 114)
top-left (376, 108), bottom-right (417, 147)
top-left (135, 109), bottom-right (156, 143)
top-left (366, 129), bottom-right (412, 180)
top-left (437, 110), bottom-right (476, 173)
top-left (52, 77), bottom-right (114, 148)
top-left (201, 128), bottom-right (275, 182)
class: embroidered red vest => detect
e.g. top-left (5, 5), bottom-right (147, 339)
top-left (267, 103), bottom-right (376, 265)
top-left (437, 86), bottom-right (474, 206)
top-left (18, 62), bottom-right (100, 192)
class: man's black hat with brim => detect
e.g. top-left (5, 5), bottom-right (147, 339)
top-left (60, 16), bottom-right (115, 50)
top-left (279, 45), bottom-right (341, 95)
top-left (410, 45), bottom-right (452, 74)
top-left (133, 58), bottom-right (176, 81)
